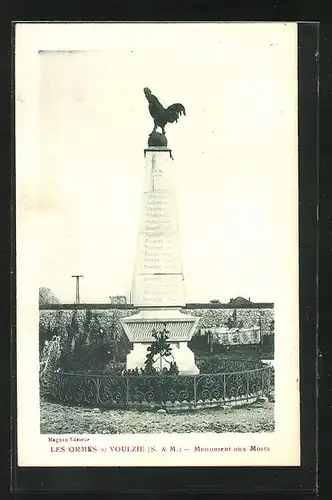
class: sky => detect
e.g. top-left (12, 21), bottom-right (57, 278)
top-left (36, 23), bottom-right (298, 304)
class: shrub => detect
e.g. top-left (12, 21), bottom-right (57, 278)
top-left (124, 361), bottom-right (179, 377)
top-left (197, 357), bottom-right (266, 374)
top-left (57, 310), bottom-right (117, 374)
top-left (100, 361), bottom-right (126, 375)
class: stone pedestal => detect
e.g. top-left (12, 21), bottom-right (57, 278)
top-left (121, 147), bottom-right (200, 375)
top-left (121, 308), bottom-right (200, 375)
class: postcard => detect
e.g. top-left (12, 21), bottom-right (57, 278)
top-left (15, 22), bottom-right (300, 467)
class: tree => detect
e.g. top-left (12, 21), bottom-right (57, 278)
top-left (57, 310), bottom-right (114, 373)
top-left (82, 309), bottom-right (93, 345)
top-left (109, 310), bottom-right (121, 361)
top-left (144, 347), bottom-right (156, 374)
top-left (68, 309), bottom-right (79, 349)
top-left (39, 319), bottom-right (53, 353)
top-left (58, 310), bottom-right (79, 372)
top-left (226, 311), bottom-right (235, 329)
top-left (39, 287), bottom-right (60, 306)
top-left (226, 309), bottom-right (242, 330)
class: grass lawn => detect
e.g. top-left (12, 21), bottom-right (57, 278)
top-left (40, 398), bottom-right (275, 434)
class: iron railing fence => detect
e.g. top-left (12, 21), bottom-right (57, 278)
top-left (41, 366), bottom-right (274, 409)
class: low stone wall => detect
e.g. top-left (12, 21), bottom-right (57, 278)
top-left (40, 306), bottom-right (274, 343)
top-left (40, 308), bottom-right (137, 339)
top-left (186, 308), bottom-right (274, 335)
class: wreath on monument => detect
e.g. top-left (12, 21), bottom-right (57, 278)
top-left (126, 323), bottom-right (179, 376)
top-left (144, 324), bottom-right (179, 374)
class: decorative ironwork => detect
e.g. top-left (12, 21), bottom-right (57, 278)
top-left (98, 376), bottom-right (127, 406)
top-left (42, 366), bottom-right (273, 410)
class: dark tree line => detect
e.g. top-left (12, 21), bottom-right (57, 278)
top-left (39, 287), bottom-right (60, 306)
top-left (52, 310), bottom-right (129, 373)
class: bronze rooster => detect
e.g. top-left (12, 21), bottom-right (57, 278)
top-left (143, 87), bottom-right (186, 136)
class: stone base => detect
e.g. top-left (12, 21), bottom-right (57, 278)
top-left (126, 341), bottom-right (199, 375)
top-left (121, 308), bottom-right (201, 375)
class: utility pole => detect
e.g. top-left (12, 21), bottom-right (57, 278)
top-left (71, 275), bottom-right (84, 304)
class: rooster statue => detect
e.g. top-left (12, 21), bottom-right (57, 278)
top-left (143, 87), bottom-right (186, 142)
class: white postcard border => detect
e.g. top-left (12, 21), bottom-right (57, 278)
top-left (15, 22), bottom-right (300, 467)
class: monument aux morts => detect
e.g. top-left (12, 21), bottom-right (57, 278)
top-left (121, 88), bottom-right (200, 375)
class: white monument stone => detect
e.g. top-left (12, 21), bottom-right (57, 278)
top-left (121, 146), bottom-right (200, 375)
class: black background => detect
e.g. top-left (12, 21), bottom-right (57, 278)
top-left (1, 6), bottom-right (326, 498)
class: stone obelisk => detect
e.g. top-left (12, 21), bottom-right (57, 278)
top-left (121, 89), bottom-right (200, 375)
top-left (121, 149), bottom-right (200, 375)
top-left (132, 147), bottom-right (185, 307)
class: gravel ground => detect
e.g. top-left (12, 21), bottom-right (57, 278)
top-left (40, 399), bottom-right (274, 434)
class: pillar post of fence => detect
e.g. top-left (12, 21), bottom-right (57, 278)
top-left (246, 370), bottom-right (249, 402)
top-left (95, 376), bottom-right (100, 405)
top-left (267, 367), bottom-right (271, 394)
top-left (193, 376), bottom-right (197, 403)
top-left (223, 373), bottom-right (227, 401)
top-left (126, 376), bottom-right (130, 404)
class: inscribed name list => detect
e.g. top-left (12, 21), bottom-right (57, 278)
top-left (132, 151), bottom-right (186, 307)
